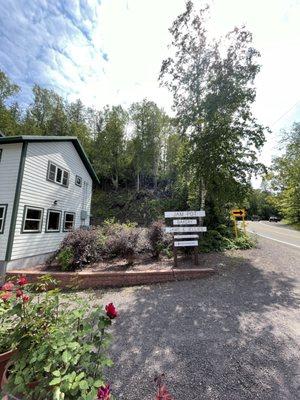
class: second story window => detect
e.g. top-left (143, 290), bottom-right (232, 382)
top-left (47, 161), bottom-right (69, 188)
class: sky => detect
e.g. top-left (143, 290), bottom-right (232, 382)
top-left (0, 0), bottom-right (300, 185)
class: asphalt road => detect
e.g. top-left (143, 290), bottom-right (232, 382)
top-left (88, 235), bottom-right (300, 400)
top-left (247, 221), bottom-right (300, 249)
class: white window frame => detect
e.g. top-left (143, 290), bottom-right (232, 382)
top-left (45, 209), bottom-right (62, 233)
top-left (63, 212), bottom-right (76, 232)
top-left (47, 161), bottom-right (69, 188)
top-left (0, 204), bottom-right (7, 234)
top-left (22, 206), bottom-right (44, 233)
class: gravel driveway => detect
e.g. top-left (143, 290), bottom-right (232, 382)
top-left (87, 237), bottom-right (300, 400)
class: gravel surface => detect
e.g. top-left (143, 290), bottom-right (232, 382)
top-left (81, 237), bottom-right (300, 400)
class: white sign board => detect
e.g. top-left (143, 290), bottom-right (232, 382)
top-left (174, 234), bottom-right (199, 239)
top-left (165, 226), bottom-right (207, 233)
top-left (173, 219), bottom-right (197, 226)
top-left (164, 210), bottom-right (205, 218)
top-left (174, 240), bottom-right (198, 247)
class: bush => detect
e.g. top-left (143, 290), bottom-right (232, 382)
top-left (57, 247), bottom-right (74, 271)
top-left (148, 220), bottom-right (165, 259)
top-left (198, 226), bottom-right (256, 253)
top-left (102, 220), bottom-right (140, 264)
top-left (54, 228), bottom-right (101, 271)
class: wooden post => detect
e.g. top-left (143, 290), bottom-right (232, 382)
top-left (242, 216), bottom-right (246, 235)
top-left (234, 218), bottom-right (238, 239)
top-left (194, 246), bottom-right (199, 265)
top-left (173, 246), bottom-right (178, 268)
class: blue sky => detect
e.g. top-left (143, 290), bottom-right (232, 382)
top-left (1, 0), bottom-right (300, 178)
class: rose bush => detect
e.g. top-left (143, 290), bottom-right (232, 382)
top-left (0, 276), bottom-right (118, 400)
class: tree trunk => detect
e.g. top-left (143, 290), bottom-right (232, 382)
top-left (136, 172), bottom-right (140, 192)
top-left (111, 174), bottom-right (118, 190)
top-left (200, 177), bottom-right (206, 210)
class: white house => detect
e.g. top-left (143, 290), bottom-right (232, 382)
top-left (0, 136), bottom-right (99, 274)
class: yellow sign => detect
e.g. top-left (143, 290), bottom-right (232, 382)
top-left (231, 209), bottom-right (246, 218)
top-left (230, 209), bottom-right (247, 238)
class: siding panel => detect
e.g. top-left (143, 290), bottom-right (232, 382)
top-left (0, 143), bottom-right (22, 260)
top-left (11, 142), bottom-right (93, 260)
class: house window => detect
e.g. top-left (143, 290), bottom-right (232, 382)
top-left (22, 206), bottom-right (43, 233)
top-left (75, 175), bottom-right (82, 187)
top-left (47, 161), bottom-right (69, 187)
top-left (46, 210), bottom-right (61, 232)
top-left (63, 212), bottom-right (75, 231)
top-left (0, 204), bottom-right (7, 234)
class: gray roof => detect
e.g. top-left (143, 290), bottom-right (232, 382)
top-left (0, 135), bottom-right (99, 184)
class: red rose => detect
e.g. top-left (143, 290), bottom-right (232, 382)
top-left (105, 303), bottom-right (118, 319)
top-left (97, 384), bottom-right (110, 400)
top-left (16, 289), bottom-right (23, 298)
top-left (0, 291), bottom-right (12, 302)
top-left (22, 294), bottom-right (30, 303)
top-left (1, 281), bottom-right (14, 291)
top-left (18, 276), bottom-right (28, 286)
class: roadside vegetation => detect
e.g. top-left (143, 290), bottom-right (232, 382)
top-left (244, 124), bottom-right (300, 225)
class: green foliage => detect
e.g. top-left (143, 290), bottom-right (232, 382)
top-left (266, 123), bottom-right (300, 223)
top-left (57, 247), bottom-right (74, 271)
top-left (159, 1), bottom-right (267, 222)
top-left (245, 188), bottom-right (280, 219)
top-left (2, 279), bottom-right (116, 399)
top-left (198, 226), bottom-right (256, 253)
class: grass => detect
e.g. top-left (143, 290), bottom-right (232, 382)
top-left (281, 220), bottom-right (300, 231)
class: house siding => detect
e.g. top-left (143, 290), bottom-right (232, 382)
top-left (11, 141), bottom-right (92, 260)
top-left (0, 143), bottom-right (22, 261)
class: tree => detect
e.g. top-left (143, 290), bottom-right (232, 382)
top-left (130, 100), bottom-right (168, 191)
top-left (0, 70), bottom-right (21, 135)
top-left (160, 1), bottom-right (267, 224)
top-left (0, 70), bottom-right (20, 106)
top-left (93, 106), bottom-right (128, 189)
top-left (268, 123), bottom-right (300, 223)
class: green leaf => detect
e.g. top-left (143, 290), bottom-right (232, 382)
top-left (75, 371), bottom-right (85, 382)
top-left (79, 380), bottom-right (89, 390)
top-left (52, 370), bottom-right (61, 377)
top-left (62, 350), bottom-right (72, 364)
top-left (49, 376), bottom-right (62, 386)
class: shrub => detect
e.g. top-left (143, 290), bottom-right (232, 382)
top-left (148, 220), bottom-right (165, 259)
top-left (54, 228), bottom-right (101, 271)
top-left (102, 220), bottom-right (140, 264)
top-left (57, 247), bottom-right (74, 271)
top-left (2, 278), bottom-right (118, 399)
top-left (198, 226), bottom-right (256, 253)
top-left (234, 234), bottom-right (256, 249)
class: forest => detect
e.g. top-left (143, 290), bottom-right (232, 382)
top-left (0, 2), bottom-right (298, 227)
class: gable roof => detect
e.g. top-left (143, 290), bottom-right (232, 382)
top-left (0, 135), bottom-right (99, 184)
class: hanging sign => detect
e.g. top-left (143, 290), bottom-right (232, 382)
top-left (165, 226), bottom-right (207, 233)
top-left (165, 210), bottom-right (205, 218)
top-left (174, 234), bottom-right (199, 239)
top-left (173, 219), bottom-right (197, 225)
top-left (174, 240), bottom-right (198, 247)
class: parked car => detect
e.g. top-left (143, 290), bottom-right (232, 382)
top-left (269, 216), bottom-right (280, 222)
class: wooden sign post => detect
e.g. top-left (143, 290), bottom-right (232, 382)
top-left (230, 208), bottom-right (246, 238)
top-left (164, 210), bottom-right (207, 267)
